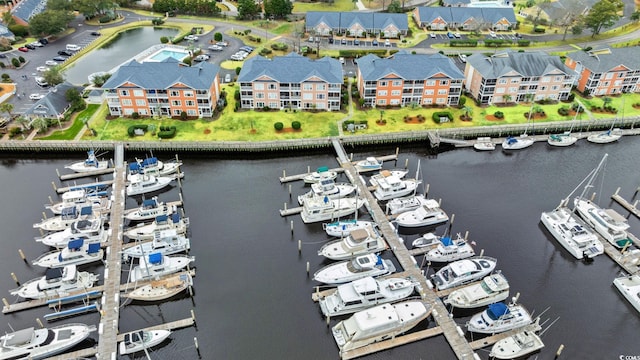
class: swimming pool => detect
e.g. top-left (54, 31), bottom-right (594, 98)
top-left (146, 48), bottom-right (189, 62)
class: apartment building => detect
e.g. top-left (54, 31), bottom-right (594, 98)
top-left (565, 47), bottom-right (640, 96)
top-left (305, 12), bottom-right (408, 38)
top-left (102, 58), bottom-right (221, 118)
top-left (356, 52), bottom-right (464, 107)
top-left (237, 53), bottom-right (342, 111)
top-left (464, 50), bottom-right (575, 105)
top-left (413, 6), bottom-right (517, 31)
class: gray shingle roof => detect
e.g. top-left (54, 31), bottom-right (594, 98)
top-left (238, 53), bottom-right (342, 84)
top-left (566, 47), bottom-right (640, 72)
top-left (24, 82), bottom-right (81, 118)
top-left (358, 52), bottom-right (464, 81)
top-left (11, 0), bottom-right (47, 23)
top-left (306, 12), bottom-right (408, 31)
top-left (466, 50), bottom-right (572, 78)
top-left (415, 6), bottom-right (516, 25)
top-left (102, 58), bottom-right (220, 90)
top-left (538, 0), bottom-right (595, 21)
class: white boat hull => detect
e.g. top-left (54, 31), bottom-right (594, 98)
top-left (431, 256), bottom-right (497, 290)
top-left (540, 207), bottom-right (604, 259)
top-left (502, 135), bottom-right (534, 150)
top-left (301, 197), bottom-right (365, 224)
top-left (574, 198), bottom-right (632, 248)
top-left (313, 254), bottom-right (396, 285)
top-left (473, 137), bottom-right (495, 151)
top-left (126, 176), bottom-right (173, 196)
top-left (119, 330), bottom-right (171, 355)
top-left (394, 200), bottom-right (449, 228)
top-left (324, 220), bottom-right (374, 238)
top-left (490, 330), bottom-right (545, 359)
top-left (587, 128), bottom-right (622, 144)
top-left (374, 179), bottom-right (421, 201)
top-left (444, 273), bottom-right (510, 309)
top-left (0, 323), bottom-right (95, 360)
top-left (130, 255), bottom-right (194, 282)
top-left (123, 273), bottom-right (192, 302)
top-left (548, 133), bottom-right (578, 147)
top-left (467, 304), bottom-right (532, 334)
top-left (613, 274), bottom-right (640, 314)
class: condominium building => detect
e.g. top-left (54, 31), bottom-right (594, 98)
top-left (565, 47), bottom-right (640, 96)
top-left (306, 12), bottom-right (408, 38)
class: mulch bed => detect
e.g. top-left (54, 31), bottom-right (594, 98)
top-left (485, 115), bottom-right (503, 121)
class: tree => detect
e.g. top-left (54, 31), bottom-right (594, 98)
top-left (584, 0), bottom-right (624, 37)
top-left (237, 0), bottom-right (260, 20)
top-left (550, 0), bottom-right (586, 41)
top-left (263, 0), bottom-right (293, 19)
top-left (214, 32), bottom-right (223, 42)
top-left (71, 0), bottom-right (114, 18)
top-left (463, 105), bottom-right (473, 119)
top-left (15, 116), bottom-right (30, 130)
top-left (43, 65), bottom-right (65, 87)
top-left (503, 94), bottom-right (512, 104)
top-left (47, 0), bottom-right (73, 11)
top-left (631, 11), bottom-right (640, 22)
top-left (32, 117), bottom-right (49, 133)
top-left (235, 67), bottom-right (242, 75)
top-left (1, 11), bottom-right (14, 26)
top-left (0, 102), bottom-right (13, 120)
top-left (386, 0), bottom-right (403, 13)
top-left (29, 10), bottom-right (74, 36)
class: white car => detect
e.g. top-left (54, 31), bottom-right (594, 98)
top-left (29, 93), bottom-right (45, 100)
top-left (185, 35), bottom-right (199, 41)
top-left (208, 45), bottom-right (223, 51)
top-left (458, 54), bottom-right (467, 63)
top-left (36, 66), bottom-right (50, 72)
top-left (430, 33), bottom-right (437, 38)
top-left (45, 60), bottom-right (57, 66)
top-left (230, 54), bottom-right (243, 61)
top-left (194, 54), bottom-right (210, 62)
top-left (30, 42), bottom-right (44, 47)
top-left (489, 31), bottom-right (497, 38)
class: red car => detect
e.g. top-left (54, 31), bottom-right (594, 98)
top-left (18, 47), bottom-right (28, 52)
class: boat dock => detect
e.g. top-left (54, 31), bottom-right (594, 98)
top-left (58, 166), bottom-right (114, 181)
top-left (279, 167), bottom-right (345, 183)
top-left (341, 325), bottom-right (444, 360)
top-left (467, 321), bottom-right (542, 350)
top-left (54, 179), bottom-right (114, 194)
top-left (611, 187), bottom-right (640, 219)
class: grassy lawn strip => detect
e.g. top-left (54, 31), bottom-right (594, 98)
top-left (293, 0), bottom-right (356, 13)
top-left (41, 104), bottom-right (101, 140)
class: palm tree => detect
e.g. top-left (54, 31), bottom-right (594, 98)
top-left (15, 116), bottom-right (31, 130)
top-left (602, 96), bottom-right (612, 109)
top-left (31, 117), bottom-right (49, 133)
top-left (524, 93), bottom-right (534, 103)
top-left (462, 105), bottom-right (473, 120)
top-left (0, 102), bottom-right (14, 120)
top-left (503, 94), bottom-right (512, 104)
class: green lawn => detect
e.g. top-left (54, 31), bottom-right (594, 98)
top-left (293, 0), bottom-right (357, 13)
top-left (40, 104), bottom-right (101, 140)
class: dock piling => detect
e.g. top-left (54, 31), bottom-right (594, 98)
top-left (194, 337), bottom-right (201, 358)
top-left (326, 314), bottom-right (330, 327)
top-left (290, 220), bottom-right (294, 234)
top-left (590, 192), bottom-right (596, 201)
top-left (48, 196), bottom-right (53, 205)
top-left (555, 344), bottom-right (565, 358)
top-left (55, 169), bottom-right (60, 178)
top-left (480, 249), bottom-right (484, 257)
top-left (307, 165), bottom-right (310, 174)
top-left (404, 158), bottom-right (409, 169)
top-left (616, 187), bottom-right (621, 196)
top-left (425, 184), bottom-right (430, 197)
top-left (18, 249), bottom-right (26, 263)
top-left (450, 213), bottom-right (455, 225)
top-left (464, 231), bottom-right (469, 241)
top-left (288, 184), bottom-right (292, 198)
top-left (10, 272), bottom-right (19, 286)
top-left (51, 181), bottom-right (57, 191)
top-left (36, 318), bottom-right (43, 328)
top-left (298, 240), bottom-right (302, 253)
top-left (283, 169), bottom-right (286, 178)
top-left (42, 211), bottom-right (47, 220)
top-left (306, 261), bottom-right (310, 275)
top-left (284, 202), bottom-right (287, 211)
top-left (1, 298), bottom-right (8, 307)
top-left (191, 309), bottom-right (196, 324)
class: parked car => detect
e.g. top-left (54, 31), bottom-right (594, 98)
top-left (230, 54), bottom-right (244, 61)
top-left (66, 44), bottom-right (81, 51)
top-left (36, 66), bottom-right (49, 72)
top-left (34, 77), bottom-right (48, 87)
top-left (354, 39), bottom-right (360, 46)
top-left (57, 50), bottom-right (72, 56)
top-left (194, 54), bottom-right (210, 62)
top-left (45, 60), bottom-right (57, 66)
top-left (90, 31), bottom-right (101, 36)
top-left (18, 47), bottom-right (28, 52)
top-left (38, 38), bottom-right (49, 45)
top-left (240, 46), bottom-right (253, 53)
top-left (454, 32), bottom-right (461, 38)
top-left (185, 35), bottom-right (199, 41)
top-left (224, 73), bottom-right (231, 83)
top-left (458, 54), bottom-right (467, 63)
top-left (24, 44), bottom-right (36, 50)
top-left (216, 41), bottom-right (228, 47)
top-left (52, 56), bottom-right (67, 61)
top-left (208, 45), bottom-right (223, 51)
top-left (308, 36), bottom-right (314, 42)
top-left (384, 39), bottom-right (391, 47)
top-left (29, 93), bottom-right (45, 100)
top-left (328, 37), bottom-right (334, 44)
top-left (447, 32), bottom-right (455, 38)
top-left (514, 32), bottom-right (522, 39)
top-left (0, 54), bottom-right (6, 58)
top-left (29, 42), bottom-right (43, 47)
top-left (341, 38), bottom-right (347, 45)
top-left (430, 33), bottom-right (437, 39)
top-left (489, 31), bottom-right (497, 38)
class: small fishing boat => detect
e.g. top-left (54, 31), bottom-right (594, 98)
top-left (298, 179), bottom-right (356, 205)
top-left (0, 323), bottom-right (96, 360)
top-left (324, 220), bottom-right (375, 238)
top-left (353, 157), bottom-right (383, 172)
top-left (394, 200), bottom-right (449, 228)
top-left (46, 189), bottom-right (110, 215)
top-left (431, 256), bottom-right (497, 290)
top-left (34, 206), bottom-right (97, 232)
top-left (10, 265), bottom-right (99, 300)
top-left (424, 233), bottom-right (475, 263)
top-left (373, 175), bottom-right (421, 201)
top-left (37, 218), bottom-right (108, 248)
top-left (126, 174), bottom-right (173, 196)
top-left (473, 137), bottom-right (495, 151)
top-left (300, 196), bottom-right (365, 224)
top-left (119, 329), bottom-right (172, 355)
top-left (124, 213), bottom-right (189, 241)
top-left (32, 239), bottom-right (103, 268)
top-left (490, 327), bottom-right (544, 359)
top-left (369, 169), bottom-right (408, 187)
top-left (319, 276), bottom-right (415, 317)
top-left (466, 300), bottom-right (533, 334)
top-left (129, 253), bottom-right (195, 282)
top-left (444, 272), bottom-right (510, 309)
top-left (318, 225), bottom-right (386, 260)
top-left (332, 301), bottom-right (430, 353)
top-left (613, 273), bottom-right (640, 314)
top-left (411, 232), bottom-right (442, 248)
top-left (122, 229), bottom-right (191, 260)
top-left (303, 166), bottom-right (338, 184)
top-left (124, 197), bottom-right (177, 222)
top-left (65, 149), bottom-right (109, 173)
top-left (386, 195), bottom-right (431, 215)
top-left (313, 254), bottom-right (396, 285)
top-left (123, 272), bottom-right (193, 302)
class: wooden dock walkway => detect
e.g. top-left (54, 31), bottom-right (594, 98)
top-left (116, 316), bottom-right (196, 341)
top-left (330, 141), bottom-right (475, 360)
top-left (611, 188), bottom-right (640, 219)
top-left (55, 179), bottom-right (114, 194)
top-left (468, 321), bottom-right (542, 351)
top-left (341, 325), bottom-right (444, 360)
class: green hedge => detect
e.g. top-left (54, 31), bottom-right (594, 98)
top-left (158, 126), bottom-right (176, 139)
top-left (342, 120), bottom-right (368, 130)
top-left (484, 39), bottom-right (510, 47)
top-left (517, 40), bottom-right (531, 46)
top-left (449, 39), bottom-right (478, 47)
top-left (338, 49), bottom-right (388, 58)
top-left (127, 124), bottom-right (148, 137)
top-left (432, 111), bottom-right (453, 124)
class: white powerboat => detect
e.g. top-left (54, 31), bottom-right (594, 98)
top-left (127, 156), bottom-right (182, 180)
top-left (548, 131), bottom-right (578, 147)
top-left (303, 166), bottom-right (338, 184)
top-left (613, 273), bottom-right (640, 314)
top-left (124, 213), bottom-right (189, 241)
top-left (354, 157), bottom-right (383, 172)
top-left (123, 272), bottom-right (193, 302)
top-left (126, 174), bottom-right (173, 196)
top-left (34, 206), bottom-right (98, 232)
top-left (369, 170), bottom-right (409, 187)
top-left (46, 189), bottom-right (110, 215)
top-left (587, 128), bottom-right (622, 144)
top-left (10, 265), bottom-right (99, 300)
top-left (0, 323), bottom-right (96, 360)
top-left (119, 329), bottom-right (172, 355)
top-left (394, 200), bottom-right (449, 228)
top-left (319, 276), bottom-right (415, 317)
top-left (32, 239), bottom-right (104, 268)
top-left (130, 253), bottom-right (195, 282)
top-left (332, 301), bottom-right (430, 353)
top-left (318, 225), bottom-right (387, 260)
top-left (373, 175), bottom-right (421, 201)
top-left (124, 197), bottom-right (177, 222)
top-left (473, 137), bottom-right (495, 151)
top-left (386, 195), bottom-right (432, 215)
top-left (424, 233), bottom-right (475, 263)
top-left (411, 232), bottom-right (443, 248)
top-left (122, 229), bottom-right (191, 260)
top-left (574, 197), bottom-right (632, 248)
top-left (313, 254), bottom-right (396, 285)
top-left (431, 256), bottom-right (497, 290)
top-left (466, 301), bottom-right (533, 334)
top-left (300, 196), bottom-right (365, 224)
top-left (490, 328), bottom-right (545, 359)
top-left (65, 149), bottom-right (109, 173)
top-left (37, 218), bottom-right (108, 248)
top-left (298, 179), bottom-right (356, 205)
top-left (501, 135), bottom-right (534, 150)
top-left (444, 272), bottom-right (510, 309)
top-left (324, 220), bottom-right (375, 238)
top-left (540, 207), bottom-right (604, 259)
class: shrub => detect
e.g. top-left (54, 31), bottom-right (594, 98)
top-left (180, 111), bottom-right (187, 120)
top-left (1, 73), bottom-right (9, 80)
top-left (127, 124), bottom-right (148, 137)
top-left (152, 18), bottom-right (164, 25)
top-left (99, 15), bottom-right (113, 23)
top-left (160, 36), bottom-right (169, 44)
top-left (274, 122), bottom-right (284, 131)
top-left (449, 39), bottom-right (478, 47)
top-left (11, 58), bottom-right (19, 67)
top-left (517, 40), bottom-right (531, 46)
top-left (533, 27), bottom-right (546, 33)
top-left (291, 121), bottom-right (301, 130)
top-left (131, 112), bottom-right (140, 119)
top-left (18, 56), bottom-right (24, 63)
top-left (214, 32), bottom-right (223, 41)
top-left (259, 48), bottom-right (272, 56)
top-left (567, 93), bottom-right (575, 102)
top-left (558, 107), bottom-right (570, 116)
top-left (494, 111), bottom-right (504, 119)
top-left (432, 111), bottom-right (453, 124)
top-left (158, 126), bottom-right (177, 139)
top-left (0, 62), bottom-right (4, 68)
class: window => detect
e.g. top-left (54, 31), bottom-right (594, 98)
top-left (426, 80), bottom-right (435, 86)
top-left (440, 80), bottom-right (448, 86)
top-left (605, 73), bottom-right (613, 80)
top-left (316, 84), bottom-right (326, 91)
top-left (184, 90), bottom-right (194, 97)
top-left (541, 77), bottom-right (550, 82)
top-left (303, 83), bottom-right (313, 90)
top-left (425, 89), bottom-right (434, 95)
top-left (256, 102), bottom-right (265, 108)
top-left (509, 87), bottom-right (518, 93)
top-left (378, 81), bottom-right (388, 87)
top-left (423, 98), bottom-right (433, 104)
top-left (133, 90), bottom-right (144, 97)
top-left (269, 102), bottom-right (278, 108)
top-left (378, 90), bottom-right (387, 96)
top-left (391, 90), bottom-right (401, 96)
top-left (377, 99), bottom-right (386, 105)
top-left (121, 99), bottom-right (132, 106)
top-left (511, 78), bottom-right (519, 83)
top-left (256, 93), bottom-right (264, 99)
top-left (170, 90), bottom-right (180, 96)
top-left (120, 90), bottom-right (129, 96)
top-left (392, 80), bottom-right (402, 86)
top-left (255, 83), bottom-right (265, 90)
top-left (268, 84), bottom-right (277, 90)
top-left (496, 88), bottom-right (505, 94)
top-left (187, 109), bottom-right (197, 116)
top-left (554, 76), bottom-right (562, 82)
top-left (172, 100), bottom-right (181, 106)
top-left (139, 109), bottom-right (148, 115)
top-left (173, 109), bottom-right (181, 115)
top-left (268, 93), bottom-right (277, 99)
top-left (551, 85), bottom-right (559, 91)
top-left (498, 79), bottom-right (507, 84)
top-left (186, 100), bottom-right (195, 106)
top-left (316, 102), bottom-right (325, 109)
top-left (135, 99), bottom-right (146, 106)
top-left (390, 99), bottom-right (400, 105)
top-left (437, 89), bottom-right (447, 95)
top-left (303, 93), bottom-right (313, 100)
top-left (124, 108), bottom-right (133, 115)
top-left (316, 93), bottom-right (326, 99)
top-left (436, 98), bottom-right (446, 104)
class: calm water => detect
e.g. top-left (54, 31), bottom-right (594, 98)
top-left (1, 140), bottom-right (640, 360)
top-left (65, 27), bottom-right (179, 85)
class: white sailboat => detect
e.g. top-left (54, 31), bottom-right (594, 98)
top-left (588, 99), bottom-right (623, 144)
top-left (502, 103), bottom-right (534, 150)
top-left (548, 107), bottom-right (580, 147)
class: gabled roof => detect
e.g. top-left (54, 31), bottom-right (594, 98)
top-left (538, 0), bottom-right (595, 21)
top-left (238, 53), bottom-right (342, 84)
top-left (24, 82), bottom-right (81, 118)
top-left (102, 58), bottom-right (219, 90)
top-left (415, 7), bottom-right (516, 24)
top-left (566, 47), bottom-right (640, 73)
top-left (358, 52), bottom-right (464, 81)
top-left (11, 0), bottom-right (47, 23)
top-left (306, 12), bottom-right (408, 31)
top-left (0, 24), bottom-right (14, 38)
top-left (467, 50), bottom-right (572, 78)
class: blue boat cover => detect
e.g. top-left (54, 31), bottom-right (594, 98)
top-left (142, 199), bottom-right (157, 208)
top-left (80, 206), bottom-right (92, 216)
top-left (323, 196), bottom-right (329, 204)
top-left (171, 213), bottom-right (180, 223)
top-left (129, 162), bottom-right (141, 171)
top-left (149, 253), bottom-right (162, 265)
top-left (506, 137), bottom-right (517, 145)
top-left (141, 157), bottom-right (158, 167)
top-left (61, 207), bottom-right (77, 217)
top-left (440, 237), bottom-right (453, 247)
top-left (156, 215), bottom-right (169, 223)
top-left (487, 302), bottom-right (509, 320)
top-left (87, 242), bottom-right (101, 254)
top-left (317, 166), bottom-right (329, 173)
top-left (68, 238), bottom-right (84, 250)
top-left (375, 255), bottom-right (383, 266)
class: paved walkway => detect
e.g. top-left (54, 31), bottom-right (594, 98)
top-left (337, 77), bottom-right (355, 136)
